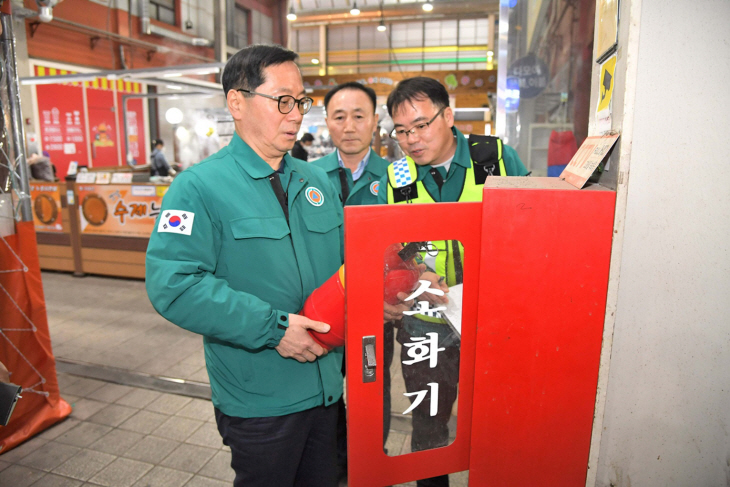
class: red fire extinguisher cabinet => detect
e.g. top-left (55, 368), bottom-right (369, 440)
top-left (345, 177), bottom-right (615, 486)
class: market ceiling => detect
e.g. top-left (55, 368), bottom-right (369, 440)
top-left (288, 0), bottom-right (498, 26)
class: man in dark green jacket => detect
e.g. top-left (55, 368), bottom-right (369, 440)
top-left (146, 45), bottom-right (344, 487)
top-left (311, 81), bottom-right (389, 206)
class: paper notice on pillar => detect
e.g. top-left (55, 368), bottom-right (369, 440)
top-left (559, 134), bottom-right (620, 189)
top-left (597, 54), bottom-right (617, 114)
top-left (596, 108), bottom-right (612, 134)
top-left (63, 143), bottom-right (76, 154)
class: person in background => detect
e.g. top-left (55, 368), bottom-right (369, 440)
top-left (145, 45), bottom-right (344, 487)
top-left (377, 77), bottom-right (528, 487)
top-left (291, 132), bottom-right (315, 161)
top-left (27, 151), bottom-right (55, 181)
top-left (311, 81), bottom-right (407, 481)
top-left (150, 139), bottom-right (174, 176)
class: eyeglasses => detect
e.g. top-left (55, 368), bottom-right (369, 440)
top-left (390, 107), bottom-right (446, 140)
top-left (237, 89), bottom-right (314, 115)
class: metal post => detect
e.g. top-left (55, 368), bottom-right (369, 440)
top-left (1, 13), bottom-right (31, 222)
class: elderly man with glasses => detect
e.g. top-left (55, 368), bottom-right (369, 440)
top-left (146, 44), bottom-right (344, 487)
top-left (377, 76), bottom-right (528, 487)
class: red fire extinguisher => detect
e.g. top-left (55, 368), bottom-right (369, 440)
top-left (304, 243), bottom-right (422, 349)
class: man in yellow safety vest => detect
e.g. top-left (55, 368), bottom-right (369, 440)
top-left (376, 76), bottom-right (528, 487)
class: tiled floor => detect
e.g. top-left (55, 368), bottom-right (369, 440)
top-left (0, 271), bottom-right (467, 486)
top-left (0, 374), bottom-right (232, 487)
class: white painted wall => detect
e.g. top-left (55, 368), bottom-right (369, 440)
top-left (594, 0), bottom-right (730, 485)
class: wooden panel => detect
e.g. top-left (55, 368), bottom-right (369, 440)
top-left (37, 244), bottom-right (74, 259)
top-left (81, 260), bottom-right (145, 279)
top-left (80, 235), bottom-right (150, 252)
top-left (36, 232), bottom-right (72, 246)
top-left (81, 248), bottom-right (147, 265)
top-left (455, 93), bottom-right (489, 108)
top-left (453, 121), bottom-right (488, 135)
top-left (38, 255), bottom-right (75, 272)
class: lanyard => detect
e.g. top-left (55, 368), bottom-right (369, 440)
top-left (337, 168), bottom-right (350, 206)
top-left (268, 173), bottom-right (289, 224)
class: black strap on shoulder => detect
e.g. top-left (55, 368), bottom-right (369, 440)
top-left (268, 174), bottom-right (289, 224)
top-left (468, 134), bottom-right (501, 185)
top-left (337, 168), bottom-right (350, 206)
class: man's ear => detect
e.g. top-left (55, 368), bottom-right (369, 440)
top-left (227, 90), bottom-right (245, 121)
top-left (443, 106), bottom-right (455, 128)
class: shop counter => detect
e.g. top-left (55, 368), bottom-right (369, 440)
top-left (33, 178), bottom-right (169, 279)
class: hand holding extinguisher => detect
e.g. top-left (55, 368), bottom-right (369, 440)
top-left (302, 243), bottom-right (427, 350)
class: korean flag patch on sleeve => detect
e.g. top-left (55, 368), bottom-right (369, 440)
top-left (158, 210), bottom-right (195, 235)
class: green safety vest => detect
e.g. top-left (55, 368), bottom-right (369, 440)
top-left (385, 135), bottom-right (506, 287)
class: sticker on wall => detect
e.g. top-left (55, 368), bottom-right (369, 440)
top-left (444, 74), bottom-right (458, 90)
top-left (596, 53), bottom-right (617, 134)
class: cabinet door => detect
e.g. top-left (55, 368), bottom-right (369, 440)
top-left (344, 202), bottom-right (481, 487)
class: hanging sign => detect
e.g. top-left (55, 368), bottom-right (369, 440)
top-left (507, 53), bottom-right (549, 99)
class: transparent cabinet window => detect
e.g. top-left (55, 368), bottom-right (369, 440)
top-left (382, 240), bottom-right (464, 459)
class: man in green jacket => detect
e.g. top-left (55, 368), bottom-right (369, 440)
top-left (146, 45), bottom-right (344, 487)
top-left (377, 77), bottom-right (528, 487)
top-left (311, 81), bottom-right (389, 206)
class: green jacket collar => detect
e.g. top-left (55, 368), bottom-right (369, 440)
top-left (228, 132), bottom-right (296, 180)
top-left (317, 149), bottom-right (389, 179)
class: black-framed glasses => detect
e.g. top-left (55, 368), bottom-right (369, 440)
top-left (390, 106), bottom-right (446, 140)
top-left (237, 89), bottom-right (313, 115)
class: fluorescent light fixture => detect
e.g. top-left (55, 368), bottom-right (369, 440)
top-left (422, 0), bottom-right (433, 12)
top-left (350, 1), bottom-right (360, 15)
top-left (166, 84), bottom-right (183, 90)
top-left (287, 6), bottom-right (297, 21)
top-left (163, 72), bottom-right (183, 78)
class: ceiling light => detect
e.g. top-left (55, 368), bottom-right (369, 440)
top-left (163, 72), bottom-right (183, 78)
top-left (350, 2), bottom-right (360, 15)
top-left (166, 85), bottom-right (183, 90)
top-left (377, 20), bottom-right (387, 32)
top-left (165, 107), bottom-right (184, 125)
top-left (312, 58), bottom-right (320, 64)
top-left (287, 6), bottom-right (297, 21)
top-left (422, 0), bottom-right (433, 12)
